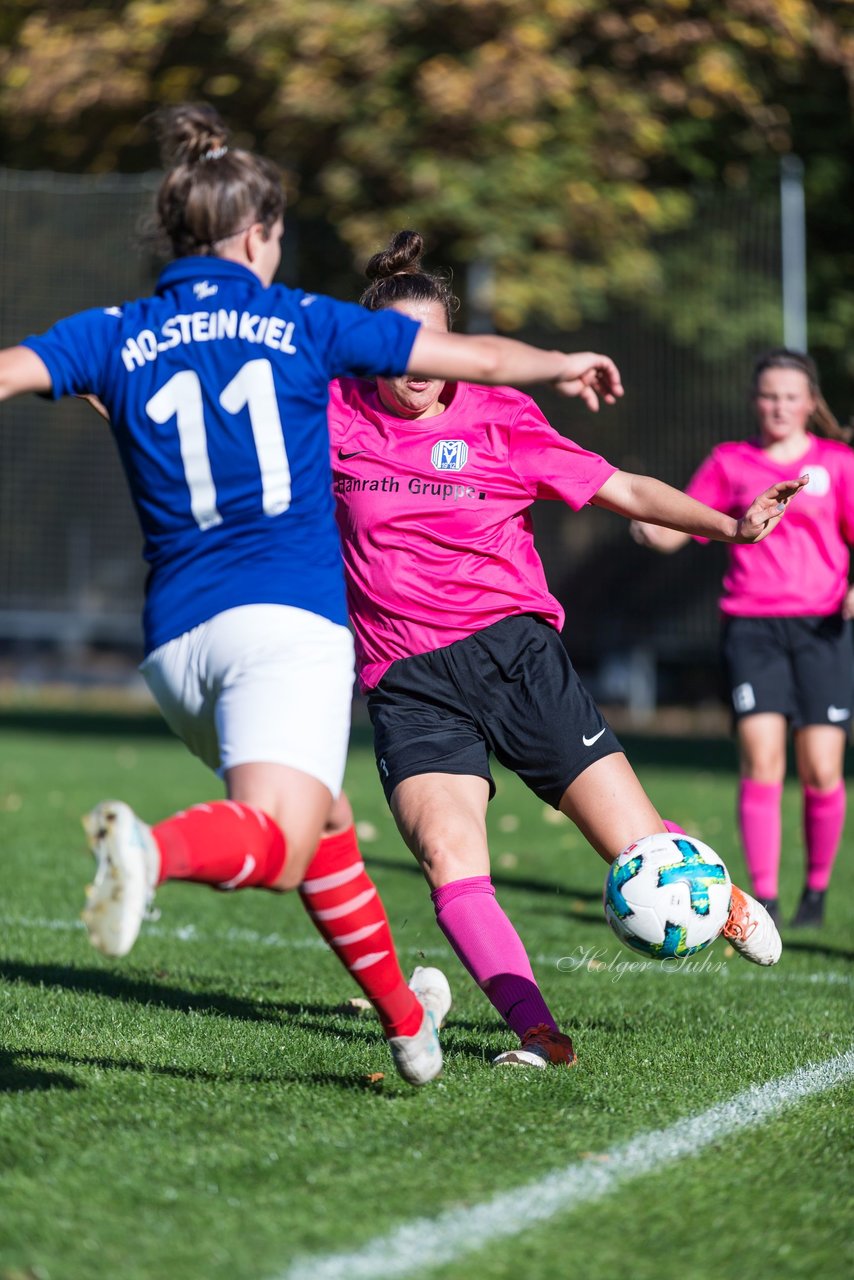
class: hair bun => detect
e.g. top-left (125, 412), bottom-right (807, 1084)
top-left (364, 230), bottom-right (424, 282)
top-left (155, 103), bottom-right (230, 168)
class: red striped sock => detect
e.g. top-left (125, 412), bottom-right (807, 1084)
top-left (153, 801), bottom-right (286, 889)
top-left (299, 827), bottom-right (422, 1038)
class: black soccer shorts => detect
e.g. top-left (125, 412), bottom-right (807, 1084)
top-left (721, 613), bottom-right (853, 730)
top-left (366, 613), bottom-right (623, 808)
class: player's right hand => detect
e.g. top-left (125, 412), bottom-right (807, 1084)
top-left (553, 353), bottom-right (624, 410)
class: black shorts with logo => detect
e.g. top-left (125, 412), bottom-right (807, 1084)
top-left (366, 614), bottom-right (623, 808)
top-left (721, 613), bottom-right (853, 730)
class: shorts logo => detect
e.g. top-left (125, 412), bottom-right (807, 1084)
top-left (733, 682), bottom-right (756, 713)
top-left (431, 440), bottom-right (468, 472)
top-left (379, 756), bottom-right (389, 777)
top-left (582, 727), bottom-right (607, 747)
top-left (827, 705), bottom-right (850, 722)
top-left (805, 465), bottom-right (830, 497)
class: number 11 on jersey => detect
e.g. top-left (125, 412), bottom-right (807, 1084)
top-left (146, 358), bottom-right (292, 530)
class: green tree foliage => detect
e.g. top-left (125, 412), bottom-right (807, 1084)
top-left (0, 1), bottom-right (851, 395)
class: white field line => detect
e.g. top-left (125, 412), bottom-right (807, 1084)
top-left (0, 913), bottom-right (851, 987)
top-left (278, 1047), bottom-right (854, 1280)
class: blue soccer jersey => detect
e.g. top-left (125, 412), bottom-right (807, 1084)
top-left (22, 257), bottom-right (419, 653)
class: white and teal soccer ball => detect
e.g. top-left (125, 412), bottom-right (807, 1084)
top-left (604, 832), bottom-right (732, 959)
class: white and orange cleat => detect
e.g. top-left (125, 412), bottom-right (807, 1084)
top-left (81, 800), bottom-right (160, 957)
top-left (722, 885), bottom-right (782, 966)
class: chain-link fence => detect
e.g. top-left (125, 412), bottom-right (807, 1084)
top-left (0, 169), bottom-right (783, 706)
top-left (0, 170), bottom-right (158, 658)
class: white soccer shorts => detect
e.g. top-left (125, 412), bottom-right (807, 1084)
top-left (140, 604), bottom-right (355, 796)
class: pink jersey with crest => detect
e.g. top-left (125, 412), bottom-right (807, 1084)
top-left (328, 378), bottom-right (616, 689)
top-left (686, 435), bottom-right (854, 616)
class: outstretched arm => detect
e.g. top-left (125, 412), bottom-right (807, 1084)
top-left (406, 329), bottom-right (623, 412)
top-left (591, 471), bottom-right (807, 546)
top-left (0, 346), bottom-right (52, 400)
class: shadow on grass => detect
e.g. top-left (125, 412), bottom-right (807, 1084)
top-left (279, 1002), bottom-right (499, 1065)
top-left (0, 960), bottom-right (495, 1070)
top-left (780, 938), bottom-right (854, 963)
top-left (0, 1048), bottom-right (80, 1093)
top-left (0, 958), bottom-right (284, 1022)
top-left (13, 1046), bottom-right (387, 1093)
top-left (1, 964), bottom-right (601, 1081)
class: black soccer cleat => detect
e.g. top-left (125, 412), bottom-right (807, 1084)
top-left (789, 887), bottom-right (826, 929)
top-left (758, 896), bottom-right (781, 927)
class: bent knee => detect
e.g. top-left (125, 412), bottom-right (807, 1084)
top-left (799, 769), bottom-right (844, 792)
top-left (418, 841), bottom-right (489, 889)
top-left (270, 866), bottom-right (303, 893)
top-left (274, 841), bottom-right (321, 892)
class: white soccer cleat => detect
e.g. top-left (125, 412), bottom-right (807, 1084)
top-left (409, 964), bottom-right (452, 1030)
top-left (722, 885), bottom-right (782, 966)
top-left (81, 801), bottom-right (160, 957)
top-left (387, 965), bottom-right (452, 1086)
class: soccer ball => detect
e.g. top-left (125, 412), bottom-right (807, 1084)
top-left (603, 832), bottom-right (732, 959)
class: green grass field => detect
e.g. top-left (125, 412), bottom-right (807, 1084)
top-left (1, 709), bottom-right (852, 1280)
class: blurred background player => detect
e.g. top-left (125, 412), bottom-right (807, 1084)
top-left (0, 105), bottom-right (625, 1084)
top-left (327, 230), bottom-right (804, 1069)
top-left (633, 349), bottom-right (853, 930)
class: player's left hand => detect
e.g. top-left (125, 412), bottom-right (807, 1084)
top-left (733, 476), bottom-right (808, 543)
top-left (842, 583), bottom-right (854, 622)
top-left (553, 353), bottom-right (624, 410)
top-left (78, 393), bottom-right (110, 421)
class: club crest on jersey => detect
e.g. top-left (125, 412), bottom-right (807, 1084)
top-left (804, 465), bottom-right (830, 497)
top-left (431, 440), bottom-right (468, 472)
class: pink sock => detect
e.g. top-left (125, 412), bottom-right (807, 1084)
top-left (431, 876), bottom-right (558, 1039)
top-left (738, 779), bottom-right (783, 900)
top-left (663, 820), bottom-right (686, 835)
top-left (803, 782), bottom-right (846, 892)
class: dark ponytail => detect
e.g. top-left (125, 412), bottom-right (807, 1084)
top-left (151, 103), bottom-right (284, 259)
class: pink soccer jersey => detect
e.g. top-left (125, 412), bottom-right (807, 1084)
top-left (686, 435), bottom-right (854, 617)
top-left (328, 378), bottom-right (617, 688)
